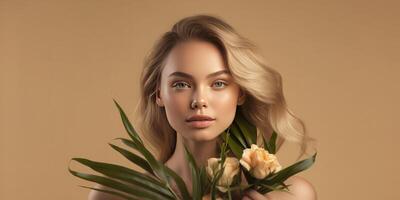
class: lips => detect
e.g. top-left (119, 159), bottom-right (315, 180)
top-left (186, 114), bottom-right (215, 128)
top-left (186, 114), bottom-right (215, 122)
top-left (186, 119), bottom-right (215, 128)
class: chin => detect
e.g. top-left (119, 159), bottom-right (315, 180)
top-left (185, 129), bottom-right (221, 142)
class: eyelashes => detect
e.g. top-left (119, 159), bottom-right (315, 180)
top-left (213, 81), bottom-right (227, 88)
top-left (172, 80), bottom-right (228, 89)
top-left (172, 82), bottom-right (189, 89)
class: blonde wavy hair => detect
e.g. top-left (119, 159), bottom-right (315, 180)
top-left (133, 14), bottom-right (316, 163)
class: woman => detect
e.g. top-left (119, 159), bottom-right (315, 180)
top-left (89, 14), bottom-right (317, 200)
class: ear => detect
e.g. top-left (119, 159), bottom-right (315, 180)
top-left (155, 88), bottom-right (164, 107)
top-left (237, 89), bottom-right (246, 106)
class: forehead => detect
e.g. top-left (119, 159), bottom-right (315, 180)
top-left (162, 40), bottom-right (228, 79)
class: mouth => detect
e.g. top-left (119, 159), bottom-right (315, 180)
top-left (186, 119), bottom-right (215, 128)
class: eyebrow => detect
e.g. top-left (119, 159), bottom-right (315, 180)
top-left (168, 69), bottom-right (230, 79)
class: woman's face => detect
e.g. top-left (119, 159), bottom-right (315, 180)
top-left (156, 39), bottom-right (245, 142)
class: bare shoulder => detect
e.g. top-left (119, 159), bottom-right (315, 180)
top-left (88, 184), bottom-right (126, 200)
top-left (265, 176), bottom-right (317, 200)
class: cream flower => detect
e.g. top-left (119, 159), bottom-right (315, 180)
top-left (206, 157), bottom-right (240, 193)
top-left (239, 144), bottom-right (282, 179)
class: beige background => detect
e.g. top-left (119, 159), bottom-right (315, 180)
top-left (1, 0), bottom-right (399, 199)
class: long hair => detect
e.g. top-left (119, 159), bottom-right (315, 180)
top-left (133, 14), bottom-right (316, 163)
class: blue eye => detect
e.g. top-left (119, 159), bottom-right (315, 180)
top-left (172, 82), bottom-right (190, 89)
top-left (213, 81), bottom-right (227, 88)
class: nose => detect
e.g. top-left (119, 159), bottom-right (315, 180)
top-left (190, 88), bottom-right (208, 109)
top-left (190, 99), bottom-right (207, 109)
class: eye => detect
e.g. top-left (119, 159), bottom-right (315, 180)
top-left (213, 80), bottom-right (228, 88)
top-left (172, 81), bottom-right (190, 89)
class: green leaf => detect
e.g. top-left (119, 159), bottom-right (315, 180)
top-left (108, 143), bottom-right (154, 176)
top-left (114, 102), bottom-right (190, 199)
top-left (68, 167), bottom-right (167, 200)
top-left (210, 166), bottom-right (224, 200)
top-left (258, 183), bottom-right (292, 194)
top-left (264, 131), bottom-right (277, 154)
top-left (262, 153), bottom-right (317, 186)
top-left (233, 109), bottom-right (257, 146)
top-left (227, 183), bottom-right (253, 192)
top-left (113, 99), bottom-right (143, 144)
top-left (113, 101), bottom-right (187, 199)
top-left (219, 130), bottom-right (231, 163)
top-left (71, 158), bottom-right (174, 199)
top-left (229, 122), bottom-right (247, 148)
top-left (257, 184), bottom-right (277, 194)
top-left (277, 182), bottom-right (292, 194)
top-left (118, 138), bottom-right (159, 173)
top-left (116, 131), bottom-right (168, 186)
top-left (113, 100), bottom-right (167, 184)
top-left (69, 99), bottom-right (194, 200)
top-left (227, 184), bottom-right (232, 200)
top-left (163, 166), bottom-right (191, 200)
top-left (241, 167), bottom-right (259, 187)
top-left (199, 166), bottom-right (210, 194)
top-left (224, 132), bottom-right (244, 158)
top-left (183, 145), bottom-right (201, 200)
top-left (268, 131), bottom-right (277, 154)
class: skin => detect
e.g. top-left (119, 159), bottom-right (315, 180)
top-left (156, 39), bottom-right (246, 198)
top-left (88, 39), bottom-right (317, 200)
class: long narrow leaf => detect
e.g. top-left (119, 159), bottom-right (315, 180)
top-left (113, 99), bottom-right (143, 144)
top-left (199, 166), bottom-right (210, 194)
top-left (113, 101), bottom-right (168, 184)
top-left (210, 167), bottom-right (224, 200)
top-left (229, 122), bottom-right (248, 148)
top-left (68, 168), bottom-right (164, 200)
top-left (112, 101), bottom-right (190, 199)
top-left (108, 143), bottom-right (154, 176)
top-left (184, 145), bottom-right (201, 200)
top-left (263, 153), bottom-right (317, 185)
top-left (225, 134), bottom-right (244, 158)
top-left (264, 131), bottom-right (277, 154)
top-left (163, 166), bottom-right (191, 200)
top-left (258, 183), bottom-right (292, 194)
top-left (233, 110), bottom-right (257, 146)
top-left (71, 158), bottom-right (174, 199)
top-left (117, 138), bottom-right (161, 173)
top-left (112, 103), bottom-right (165, 181)
top-left (269, 131), bottom-right (277, 154)
top-left (116, 130), bottom-right (168, 185)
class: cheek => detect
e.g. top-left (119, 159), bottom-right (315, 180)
top-left (161, 86), bottom-right (188, 109)
top-left (210, 88), bottom-right (240, 129)
top-left (164, 92), bottom-right (188, 109)
top-left (161, 89), bottom-right (189, 128)
top-left (211, 88), bottom-right (239, 110)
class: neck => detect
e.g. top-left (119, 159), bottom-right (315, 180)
top-left (164, 133), bottom-right (220, 193)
